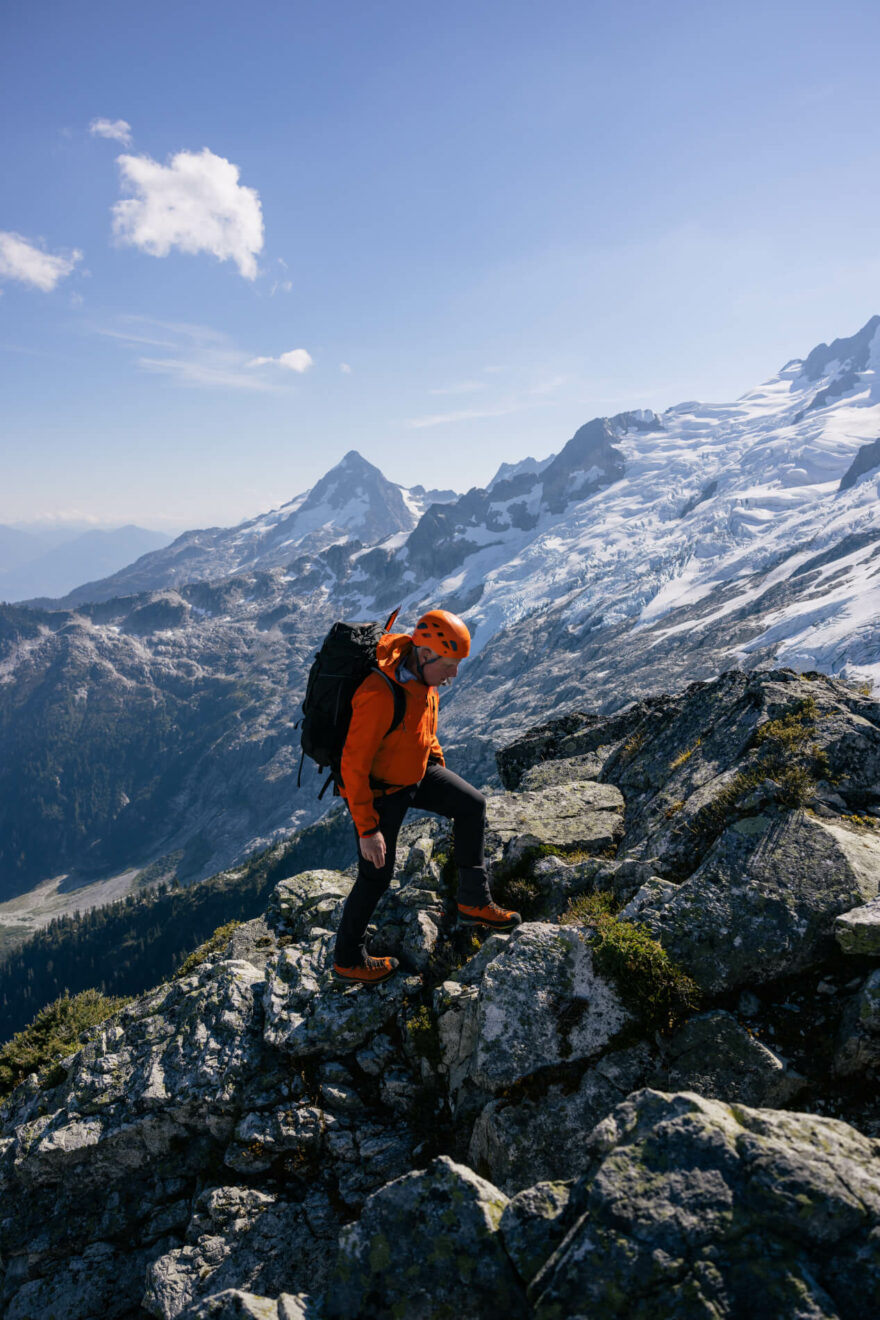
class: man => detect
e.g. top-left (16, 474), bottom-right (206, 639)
top-left (332, 609), bottom-right (521, 983)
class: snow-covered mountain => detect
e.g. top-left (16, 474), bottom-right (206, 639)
top-left (52, 451), bottom-right (458, 607)
top-left (329, 316), bottom-right (880, 693)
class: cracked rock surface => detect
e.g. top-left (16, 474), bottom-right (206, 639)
top-left (2, 669), bottom-right (880, 1318)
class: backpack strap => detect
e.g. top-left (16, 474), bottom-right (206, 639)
top-left (373, 667), bottom-right (407, 737)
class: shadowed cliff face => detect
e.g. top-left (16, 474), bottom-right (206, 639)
top-left (2, 668), bottom-right (880, 1320)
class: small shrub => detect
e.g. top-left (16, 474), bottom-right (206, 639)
top-left (621, 730), bottom-right (646, 760)
top-left (775, 765), bottom-right (814, 807)
top-left (753, 697), bottom-right (819, 751)
top-left (665, 800), bottom-right (685, 818)
top-left (0, 989), bottom-right (130, 1099)
top-left (670, 739), bottom-right (701, 770)
top-left (175, 920), bottom-right (241, 978)
top-left (560, 893), bottom-right (700, 1032)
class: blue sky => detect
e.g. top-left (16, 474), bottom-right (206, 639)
top-left (2, 0), bottom-right (880, 532)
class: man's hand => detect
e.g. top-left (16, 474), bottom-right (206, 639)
top-left (359, 831), bottom-right (387, 868)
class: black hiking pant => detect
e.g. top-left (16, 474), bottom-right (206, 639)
top-left (334, 763), bottom-right (491, 966)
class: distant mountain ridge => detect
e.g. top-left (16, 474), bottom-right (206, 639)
top-left (0, 525), bottom-right (172, 603)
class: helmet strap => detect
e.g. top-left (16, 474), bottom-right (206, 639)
top-left (409, 644), bottom-right (429, 684)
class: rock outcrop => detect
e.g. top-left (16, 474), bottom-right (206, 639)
top-left (2, 668), bottom-right (879, 1318)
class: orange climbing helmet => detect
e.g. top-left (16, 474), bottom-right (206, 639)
top-left (412, 609), bottom-right (471, 658)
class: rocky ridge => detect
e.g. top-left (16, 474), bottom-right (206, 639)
top-left (2, 668), bottom-right (880, 1318)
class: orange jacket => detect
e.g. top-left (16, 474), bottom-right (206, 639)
top-left (339, 632), bottom-right (445, 836)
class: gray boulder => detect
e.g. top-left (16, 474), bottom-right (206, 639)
top-left (266, 871), bottom-right (350, 939)
top-left (485, 781), bottom-right (624, 855)
top-left (262, 932), bottom-right (420, 1057)
top-left (469, 923), bottom-right (631, 1093)
top-left (0, 960), bottom-right (267, 1319)
top-left (470, 1042), bottom-right (652, 1193)
top-left (323, 1155), bottom-right (527, 1320)
top-left (835, 895), bottom-right (880, 955)
top-left (835, 969), bottom-right (880, 1078)
top-left (3, 1240), bottom-right (164, 1320)
top-left (499, 1180), bottom-right (575, 1287)
top-left (530, 1089), bottom-right (880, 1319)
top-left (650, 1009), bottom-right (806, 1106)
top-left (144, 1185), bottom-right (337, 1319)
top-left (519, 753), bottom-right (607, 789)
top-left (634, 812), bottom-right (880, 992)
top-left (181, 1293), bottom-right (309, 1320)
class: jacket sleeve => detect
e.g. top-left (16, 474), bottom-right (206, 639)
top-left (428, 691), bottom-right (445, 766)
top-left (340, 677), bottom-right (395, 836)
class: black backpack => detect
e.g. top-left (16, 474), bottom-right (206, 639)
top-left (298, 609), bottom-right (406, 797)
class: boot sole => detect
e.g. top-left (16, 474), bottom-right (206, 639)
top-left (331, 967), bottom-right (398, 985)
top-left (457, 915), bottom-right (521, 931)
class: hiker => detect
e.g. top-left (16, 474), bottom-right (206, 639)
top-left (332, 609), bottom-right (521, 983)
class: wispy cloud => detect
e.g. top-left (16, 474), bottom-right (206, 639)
top-left (96, 316), bottom-right (286, 391)
top-left (530, 374), bottom-right (568, 395)
top-left (89, 117), bottom-right (133, 146)
top-left (269, 257), bottom-right (292, 295)
top-left (406, 403), bottom-right (523, 429)
top-left (428, 380), bottom-right (487, 396)
top-left (246, 348), bottom-right (313, 373)
top-left (0, 231), bottom-right (82, 292)
top-left (112, 147), bottom-right (264, 279)
top-left (340, 363), bottom-right (352, 374)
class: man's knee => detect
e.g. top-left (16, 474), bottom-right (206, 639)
top-left (464, 786), bottom-right (486, 818)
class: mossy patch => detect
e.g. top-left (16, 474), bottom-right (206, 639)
top-left (0, 989), bottom-right (131, 1099)
top-left (560, 893), bottom-right (700, 1032)
top-left (405, 1005), bottom-right (442, 1071)
top-left (174, 919), bottom-right (241, 978)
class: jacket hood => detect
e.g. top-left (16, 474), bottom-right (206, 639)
top-left (377, 631), bottom-right (420, 682)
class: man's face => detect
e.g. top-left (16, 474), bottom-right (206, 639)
top-left (416, 645), bottom-right (460, 686)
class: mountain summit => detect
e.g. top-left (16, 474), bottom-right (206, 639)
top-left (52, 450), bottom-right (438, 607)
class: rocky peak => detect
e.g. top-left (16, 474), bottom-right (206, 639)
top-left (800, 313), bottom-right (880, 381)
top-left (293, 449), bottom-right (416, 539)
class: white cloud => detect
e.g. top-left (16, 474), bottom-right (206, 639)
top-left (112, 147), bottom-right (264, 280)
top-left (89, 117), bottom-right (133, 146)
top-left (247, 348), bottom-right (313, 373)
top-left (340, 362), bottom-right (352, 374)
top-left (0, 231), bottom-right (82, 291)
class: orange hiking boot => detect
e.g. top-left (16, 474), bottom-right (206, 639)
top-left (332, 954), bottom-right (399, 984)
top-left (457, 901), bottom-right (522, 932)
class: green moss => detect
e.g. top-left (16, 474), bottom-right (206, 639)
top-left (560, 893), bottom-right (700, 1032)
top-left (405, 1005), bottom-right (442, 1070)
top-left (174, 919), bottom-right (241, 978)
top-left (0, 989), bottom-right (131, 1099)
